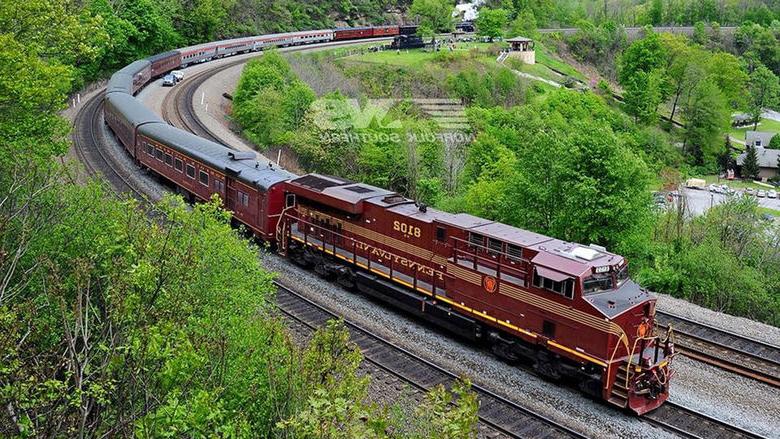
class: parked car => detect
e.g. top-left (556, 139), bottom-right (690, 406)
top-left (746, 187), bottom-right (755, 195)
top-left (768, 190), bottom-right (778, 199)
top-left (757, 190), bottom-right (766, 198)
top-left (162, 74), bottom-right (176, 86)
top-left (171, 70), bottom-right (184, 82)
top-left (708, 184), bottom-right (718, 192)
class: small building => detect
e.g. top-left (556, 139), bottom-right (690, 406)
top-left (506, 36), bottom-right (535, 64)
top-left (736, 147), bottom-right (780, 180)
top-left (731, 113), bottom-right (755, 127)
top-left (745, 130), bottom-right (775, 148)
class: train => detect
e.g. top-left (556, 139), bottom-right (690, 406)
top-left (102, 25), bottom-right (676, 416)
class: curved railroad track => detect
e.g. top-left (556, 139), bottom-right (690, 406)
top-left (656, 311), bottom-right (780, 388)
top-left (71, 92), bottom-right (148, 202)
top-left (274, 281), bottom-right (585, 439)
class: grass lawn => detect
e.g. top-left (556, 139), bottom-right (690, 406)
top-left (346, 42), bottom-right (501, 68)
top-left (698, 175), bottom-right (773, 191)
top-left (728, 117), bottom-right (780, 148)
top-left (758, 206), bottom-right (780, 217)
top-left (534, 42), bottom-right (586, 82)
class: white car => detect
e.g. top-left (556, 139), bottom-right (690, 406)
top-left (757, 190), bottom-right (766, 198)
top-left (708, 184), bottom-right (718, 192)
top-left (171, 70), bottom-right (184, 82)
top-left (768, 190), bottom-right (778, 199)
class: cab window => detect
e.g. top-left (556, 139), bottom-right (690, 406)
top-left (583, 273), bottom-right (614, 295)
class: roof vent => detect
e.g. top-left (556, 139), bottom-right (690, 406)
top-left (344, 185), bottom-right (373, 194)
top-left (228, 151), bottom-right (255, 161)
top-left (569, 246), bottom-right (602, 261)
top-left (382, 194), bottom-right (406, 204)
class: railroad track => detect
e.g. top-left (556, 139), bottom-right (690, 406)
top-left (274, 281), bottom-right (585, 439)
top-left (644, 401), bottom-right (764, 439)
top-left (71, 92), bottom-right (148, 202)
top-left (656, 311), bottom-right (780, 388)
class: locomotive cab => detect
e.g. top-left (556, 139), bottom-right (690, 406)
top-left (581, 264), bottom-right (675, 415)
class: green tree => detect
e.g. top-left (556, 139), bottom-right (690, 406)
top-left (748, 65), bottom-right (780, 130)
top-left (742, 145), bottom-right (760, 180)
top-left (681, 78), bottom-right (730, 165)
top-left (475, 8), bottom-right (508, 42)
top-left (648, 0), bottom-right (663, 25)
top-left (410, 0), bottom-right (455, 39)
top-left (769, 134), bottom-right (780, 149)
top-left (623, 69), bottom-right (667, 124)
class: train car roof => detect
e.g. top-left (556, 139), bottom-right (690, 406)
top-left (104, 93), bottom-right (164, 126)
top-left (138, 123), bottom-right (295, 191)
top-left (116, 60), bottom-right (151, 77)
top-left (106, 73), bottom-right (133, 95)
top-left (147, 50), bottom-right (180, 62)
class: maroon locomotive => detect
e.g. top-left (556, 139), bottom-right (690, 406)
top-left (276, 174), bottom-right (675, 415)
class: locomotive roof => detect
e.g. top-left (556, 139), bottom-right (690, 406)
top-left (104, 93), bottom-right (164, 126)
top-left (139, 123), bottom-right (295, 191)
top-left (117, 60), bottom-right (151, 77)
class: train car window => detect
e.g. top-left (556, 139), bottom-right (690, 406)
top-left (145, 143), bottom-right (153, 156)
top-left (238, 191), bottom-right (249, 207)
top-left (286, 194), bottom-right (296, 208)
top-left (155, 149), bottom-right (164, 161)
top-left (199, 170), bottom-right (209, 186)
top-left (186, 164), bottom-right (195, 179)
top-left (488, 239), bottom-right (503, 255)
top-left (468, 233), bottom-right (484, 247)
top-left (174, 158), bottom-right (183, 172)
top-left (164, 153), bottom-right (173, 167)
top-left (507, 244), bottom-right (523, 261)
top-left (214, 180), bottom-right (224, 193)
top-left (583, 273), bottom-right (614, 295)
top-left (542, 320), bottom-right (555, 338)
top-left (436, 226), bottom-right (446, 242)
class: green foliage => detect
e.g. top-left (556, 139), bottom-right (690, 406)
top-left (748, 65), bottom-right (780, 129)
top-left (565, 21), bottom-right (627, 78)
top-left (682, 79), bottom-right (730, 165)
top-left (410, 0), bottom-right (455, 38)
top-left (637, 197), bottom-right (780, 325)
top-left (769, 133), bottom-right (780, 149)
top-left (742, 145), bottom-right (761, 179)
top-left (233, 51), bottom-right (316, 148)
top-left (475, 8), bottom-right (508, 41)
top-left (0, 34), bottom-right (72, 167)
top-left (458, 90), bottom-right (654, 253)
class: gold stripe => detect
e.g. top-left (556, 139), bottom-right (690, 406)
top-left (291, 235), bottom-right (608, 367)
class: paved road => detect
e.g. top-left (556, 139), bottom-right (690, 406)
top-left (682, 188), bottom-right (780, 216)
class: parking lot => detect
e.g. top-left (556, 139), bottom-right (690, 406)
top-left (682, 187), bottom-right (780, 216)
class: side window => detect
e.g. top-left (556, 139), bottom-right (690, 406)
top-left (534, 271), bottom-right (574, 300)
top-left (145, 143), bottom-right (154, 156)
top-left (174, 158), bottom-right (183, 172)
top-left (286, 193), bottom-right (296, 208)
top-left (507, 244), bottom-right (523, 261)
top-left (238, 191), bottom-right (249, 207)
top-left (213, 179), bottom-right (224, 193)
top-left (436, 226), bottom-right (446, 242)
top-left (164, 153), bottom-right (173, 167)
top-left (186, 164), bottom-right (195, 179)
top-left (199, 170), bottom-right (209, 186)
top-left (488, 238), bottom-right (503, 255)
top-left (155, 148), bottom-right (164, 161)
top-left (468, 233), bottom-right (484, 248)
